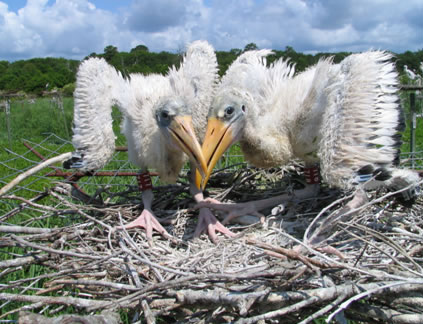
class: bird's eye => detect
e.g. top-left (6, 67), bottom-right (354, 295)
top-left (224, 106), bottom-right (234, 117)
top-left (161, 111), bottom-right (169, 119)
top-left (241, 105), bottom-right (246, 112)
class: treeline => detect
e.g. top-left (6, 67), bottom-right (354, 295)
top-left (0, 43), bottom-right (422, 96)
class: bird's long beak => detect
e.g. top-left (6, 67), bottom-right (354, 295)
top-left (195, 117), bottom-right (234, 190)
top-left (169, 115), bottom-right (208, 182)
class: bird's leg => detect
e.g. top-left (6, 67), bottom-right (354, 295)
top-left (197, 184), bottom-right (320, 225)
top-left (190, 178), bottom-right (236, 243)
top-left (117, 171), bottom-right (170, 240)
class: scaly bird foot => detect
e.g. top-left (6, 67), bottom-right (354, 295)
top-left (117, 208), bottom-right (170, 241)
top-left (194, 207), bottom-right (236, 243)
top-left (195, 198), bottom-right (265, 225)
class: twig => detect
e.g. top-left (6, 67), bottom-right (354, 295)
top-left (48, 189), bottom-right (112, 230)
top-left (11, 234), bottom-right (103, 260)
top-left (142, 299), bottom-right (156, 324)
top-left (326, 281), bottom-right (423, 322)
top-left (48, 279), bottom-right (137, 291)
top-left (0, 152), bottom-right (72, 196)
top-left (0, 292), bottom-right (109, 309)
top-left (0, 195), bottom-right (57, 212)
top-left (0, 254), bottom-right (49, 269)
top-left (297, 293), bottom-right (347, 324)
top-left (235, 296), bottom-right (320, 324)
top-left (246, 238), bottom-right (338, 269)
top-left (0, 192), bottom-right (48, 222)
top-left (0, 225), bottom-right (53, 234)
top-left (119, 241), bottom-right (191, 277)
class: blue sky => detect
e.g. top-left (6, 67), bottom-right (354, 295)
top-left (0, 0), bottom-right (422, 62)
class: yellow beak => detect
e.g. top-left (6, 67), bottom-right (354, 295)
top-left (169, 115), bottom-right (208, 182)
top-left (195, 117), bottom-right (234, 190)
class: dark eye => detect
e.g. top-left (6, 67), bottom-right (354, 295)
top-left (241, 105), bottom-right (246, 112)
top-left (224, 106), bottom-right (234, 117)
top-left (161, 111), bottom-right (169, 119)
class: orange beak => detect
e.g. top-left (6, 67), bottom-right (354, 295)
top-left (195, 117), bottom-right (235, 190)
top-left (169, 115), bottom-right (208, 183)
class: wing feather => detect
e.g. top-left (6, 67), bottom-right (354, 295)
top-left (71, 57), bottom-right (133, 171)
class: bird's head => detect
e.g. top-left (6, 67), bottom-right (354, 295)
top-left (155, 97), bottom-right (208, 182)
top-left (196, 89), bottom-right (250, 190)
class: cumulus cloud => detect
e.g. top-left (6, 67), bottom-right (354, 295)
top-left (126, 0), bottom-right (188, 32)
top-left (0, 0), bottom-right (421, 61)
top-left (0, 0), bottom-right (124, 60)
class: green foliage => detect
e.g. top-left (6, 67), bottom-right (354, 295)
top-left (0, 58), bottom-right (79, 95)
top-left (1, 44), bottom-right (422, 96)
top-left (62, 83), bottom-right (76, 97)
top-left (395, 49), bottom-right (423, 75)
top-left (130, 44), bottom-right (149, 53)
top-left (244, 42), bottom-right (259, 52)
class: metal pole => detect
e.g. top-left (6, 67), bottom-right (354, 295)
top-left (410, 92), bottom-right (416, 168)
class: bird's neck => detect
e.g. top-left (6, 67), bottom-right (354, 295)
top-left (240, 117), bottom-right (293, 168)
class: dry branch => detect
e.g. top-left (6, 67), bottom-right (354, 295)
top-left (1, 164), bottom-right (423, 322)
top-left (0, 152), bottom-right (72, 196)
top-left (0, 293), bottom-right (110, 309)
top-left (18, 310), bottom-right (120, 324)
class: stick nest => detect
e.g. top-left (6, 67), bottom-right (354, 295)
top-left (1, 164), bottom-right (423, 323)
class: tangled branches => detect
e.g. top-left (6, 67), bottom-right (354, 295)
top-left (1, 166), bottom-right (423, 323)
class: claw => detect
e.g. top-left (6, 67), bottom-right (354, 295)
top-left (117, 209), bottom-right (170, 240)
top-left (194, 207), bottom-right (236, 243)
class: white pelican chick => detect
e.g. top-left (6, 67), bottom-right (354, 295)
top-left (197, 50), bottom-right (419, 224)
top-left (67, 41), bottom-right (233, 241)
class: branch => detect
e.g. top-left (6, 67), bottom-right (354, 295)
top-left (0, 152), bottom-right (72, 196)
top-left (0, 225), bottom-right (53, 234)
top-left (0, 293), bottom-right (109, 309)
top-left (348, 302), bottom-right (423, 324)
top-left (11, 234), bottom-right (103, 260)
top-left (18, 310), bottom-right (121, 324)
top-left (0, 253), bottom-right (49, 269)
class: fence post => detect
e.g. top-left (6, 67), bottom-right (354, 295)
top-left (410, 92), bottom-right (416, 168)
top-left (5, 99), bottom-right (12, 150)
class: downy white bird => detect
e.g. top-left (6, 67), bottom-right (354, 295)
top-left (66, 40), bottom-right (234, 241)
top-left (404, 64), bottom-right (416, 80)
top-left (196, 50), bottom-right (419, 223)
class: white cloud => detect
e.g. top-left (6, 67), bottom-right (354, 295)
top-left (0, 0), bottom-right (422, 61)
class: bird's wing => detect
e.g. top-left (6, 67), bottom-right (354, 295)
top-left (260, 56), bottom-right (296, 116)
top-left (277, 58), bottom-right (333, 161)
top-left (319, 51), bottom-right (404, 189)
top-left (168, 40), bottom-right (218, 139)
top-left (219, 50), bottom-right (273, 99)
top-left (70, 57), bottom-right (133, 171)
top-left (218, 50), bottom-right (295, 116)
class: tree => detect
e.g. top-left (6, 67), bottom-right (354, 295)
top-left (130, 45), bottom-right (149, 53)
top-left (230, 48), bottom-right (242, 56)
top-left (244, 43), bottom-right (258, 52)
top-left (104, 45), bottom-right (118, 63)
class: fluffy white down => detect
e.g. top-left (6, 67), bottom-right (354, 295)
top-left (318, 51), bottom-right (403, 189)
top-left (168, 40), bottom-right (218, 141)
top-left (72, 58), bottom-right (127, 171)
top-left (71, 40), bottom-right (218, 183)
top-left (216, 49), bottom-right (418, 192)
